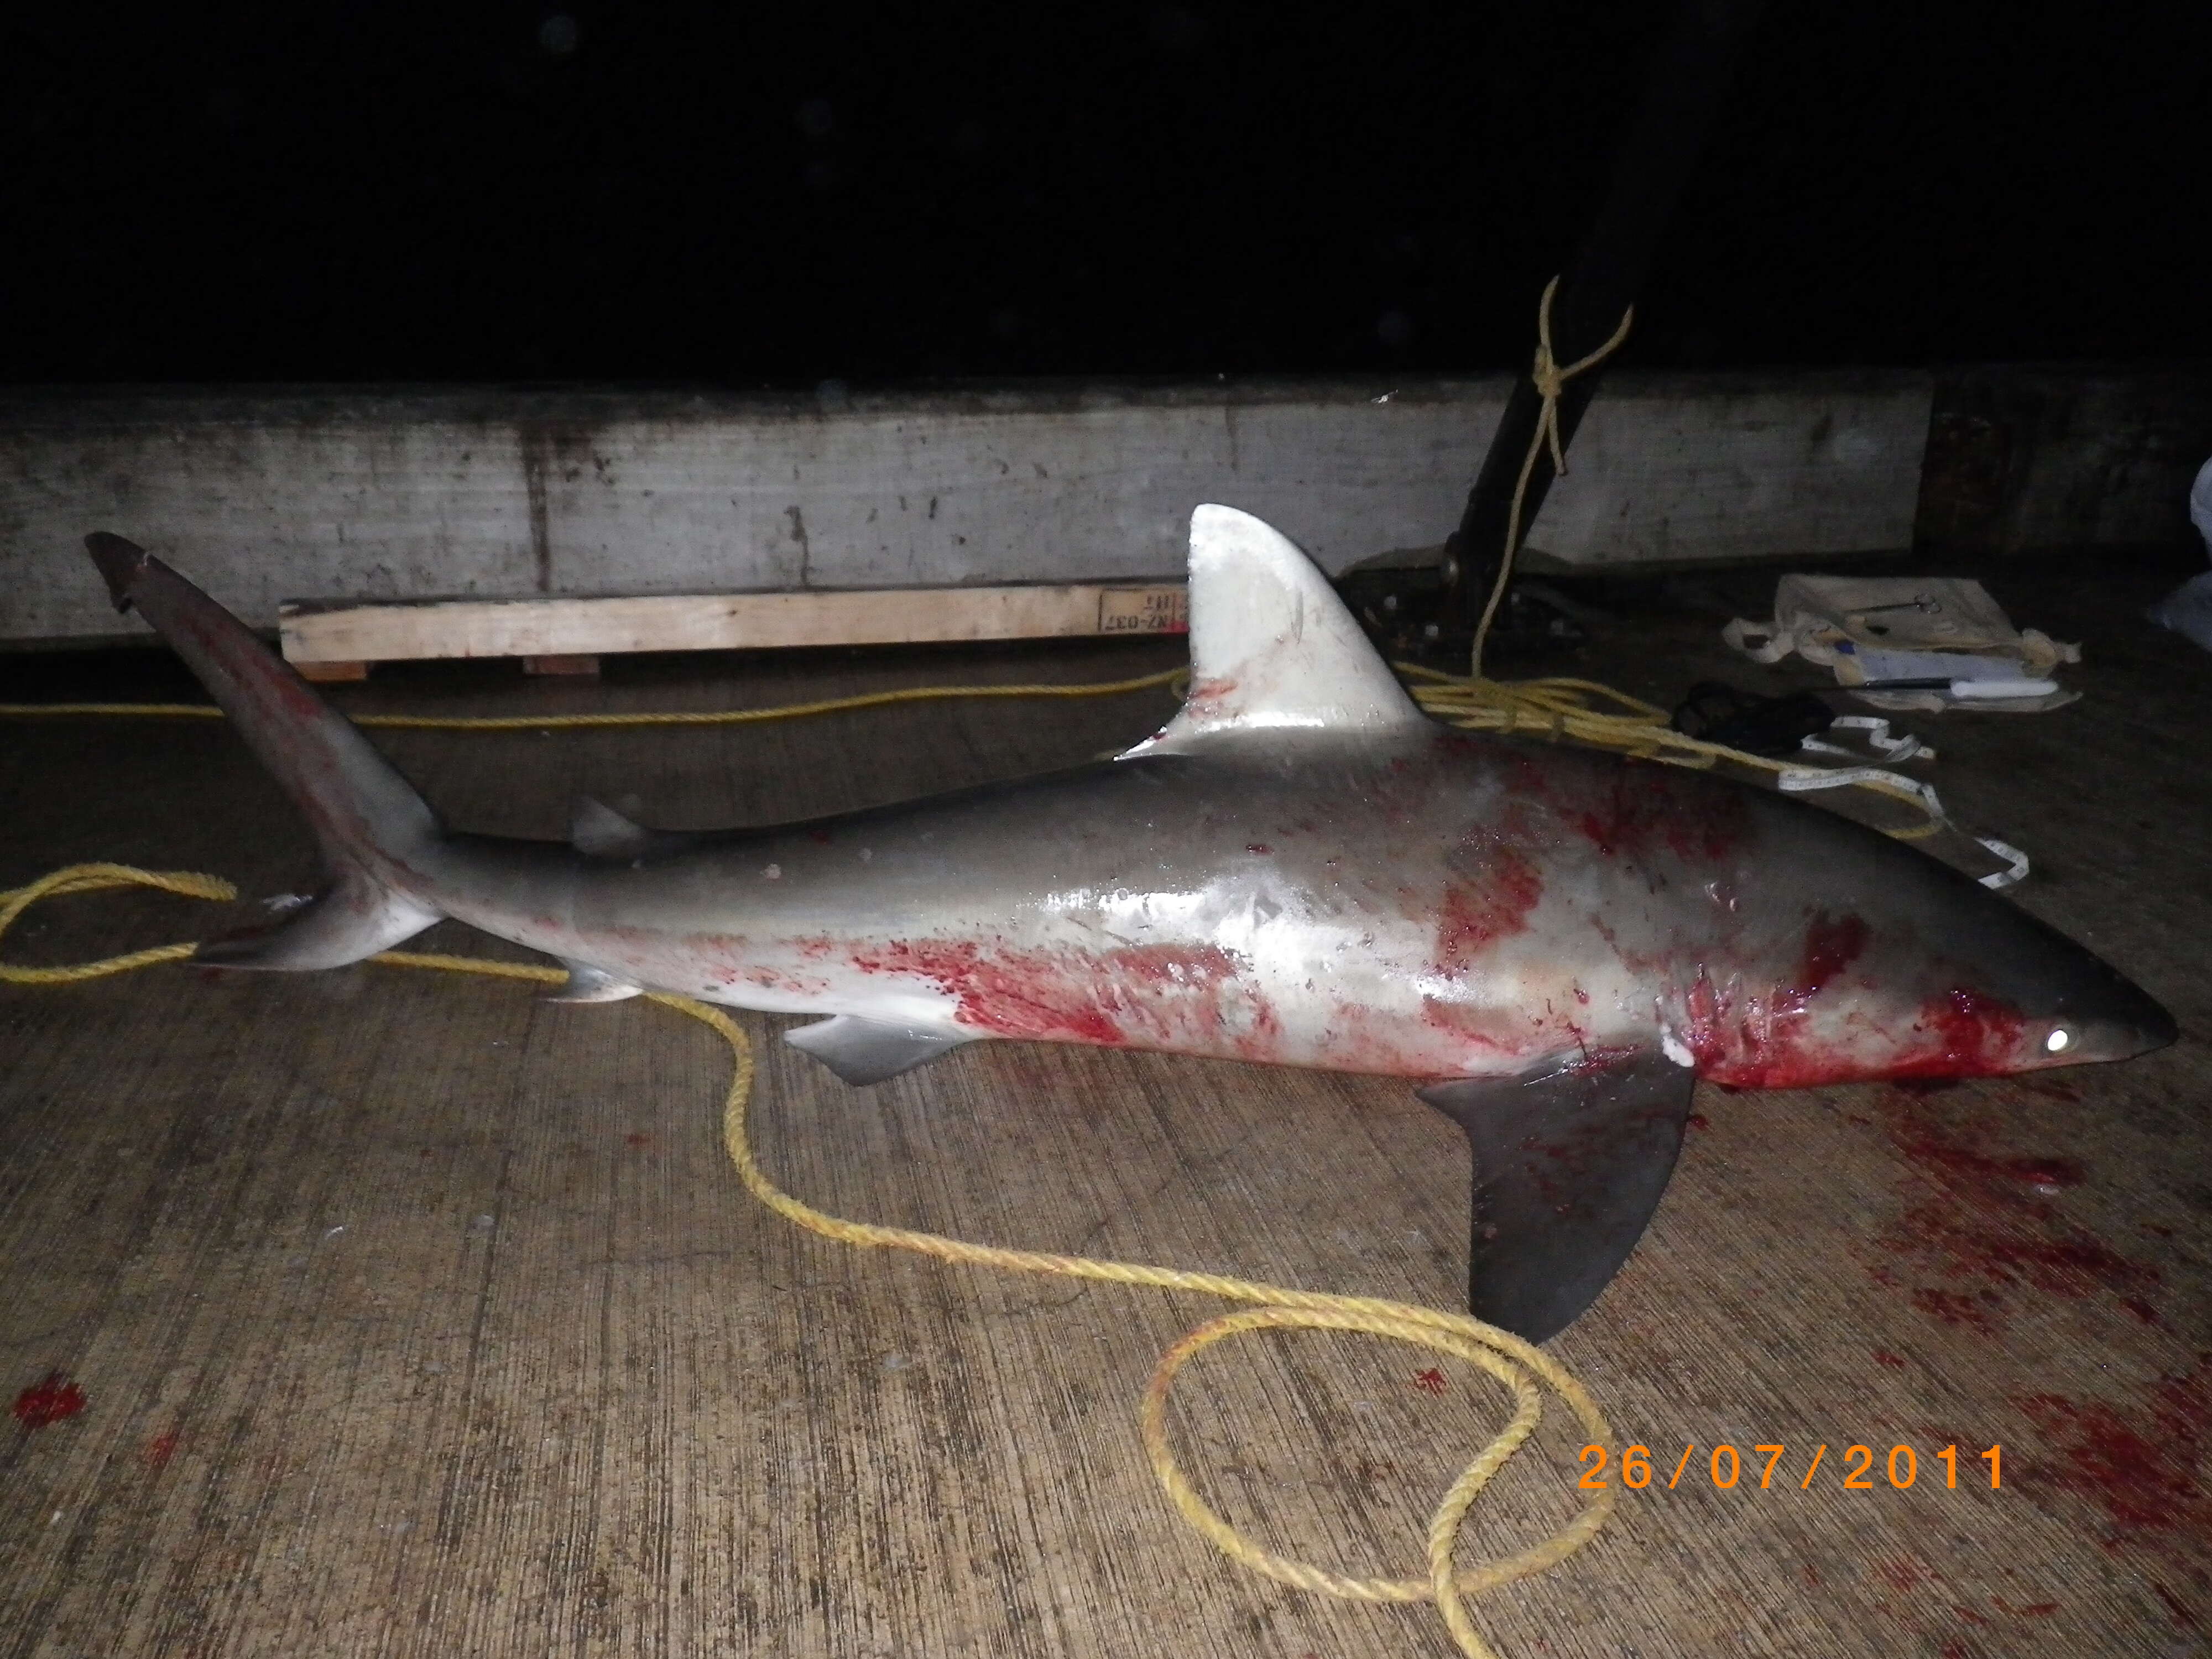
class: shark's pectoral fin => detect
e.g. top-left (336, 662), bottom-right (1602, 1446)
top-left (571, 795), bottom-right (698, 863)
top-left (195, 872), bottom-right (441, 971)
top-left (785, 1015), bottom-right (975, 1086)
top-left (1417, 1049), bottom-right (1698, 1343)
top-left (540, 960), bottom-right (643, 1004)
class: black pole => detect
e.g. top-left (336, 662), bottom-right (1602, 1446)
top-left (1443, 0), bottom-right (1771, 620)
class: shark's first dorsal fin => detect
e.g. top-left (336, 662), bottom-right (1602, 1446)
top-left (1125, 505), bottom-right (1425, 754)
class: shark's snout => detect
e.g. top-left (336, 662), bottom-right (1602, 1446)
top-left (2055, 969), bottom-right (2178, 1065)
top-left (2137, 995), bottom-right (2181, 1053)
top-left (85, 533), bottom-right (151, 613)
top-left (1968, 911), bottom-right (2180, 1071)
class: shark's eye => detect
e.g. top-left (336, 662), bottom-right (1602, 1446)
top-left (2045, 1027), bottom-right (2072, 1053)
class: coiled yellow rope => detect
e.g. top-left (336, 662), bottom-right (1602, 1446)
top-left (1404, 667), bottom-right (1950, 838)
top-left (2, 862), bottom-right (1616, 1659)
top-left (0, 863), bottom-right (237, 980)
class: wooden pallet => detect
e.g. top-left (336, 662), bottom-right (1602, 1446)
top-left (279, 582), bottom-right (1187, 680)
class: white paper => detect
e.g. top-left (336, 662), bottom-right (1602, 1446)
top-left (1838, 646), bottom-right (2029, 682)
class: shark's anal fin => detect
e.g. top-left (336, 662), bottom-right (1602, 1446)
top-left (195, 872), bottom-right (441, 971)
top-left (785, 1015), bottom-right (975, 1086)
top-left (571, 796), bottom-right (698, 863)
top-left (1417, 1050), bottom-right (1697, 1343)
top-left (1122, 504), bottom-right (1426, 755)
top-left (541, 960), bottom-right (643, 1004)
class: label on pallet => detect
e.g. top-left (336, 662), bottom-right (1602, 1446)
top-left (1097, 587), bottom-right (1188, 634)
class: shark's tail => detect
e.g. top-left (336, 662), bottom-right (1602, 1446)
top-left (84, 534), bottom-right (446, 968)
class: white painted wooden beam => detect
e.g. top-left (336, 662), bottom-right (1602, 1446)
top-left (0, 374), bottom-right (1937, 644)
top-left (278, 583), bottom-right (1189, 666)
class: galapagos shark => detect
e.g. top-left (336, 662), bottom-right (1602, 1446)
top-left (80, 510), bottom-right (2174, 1340)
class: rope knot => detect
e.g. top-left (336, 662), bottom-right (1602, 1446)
top-left (1528, 275), bottom-right (1635, 477)
top-left (1529, 339), bottom-right (1567, 404)
top-left (1470, 276), bottom-right (1635, 679)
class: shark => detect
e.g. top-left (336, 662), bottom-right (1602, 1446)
top-left (80, 508), bottom-right (2176, 1340)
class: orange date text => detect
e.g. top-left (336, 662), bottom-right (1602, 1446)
top-left (1578, 1442), bottom-right (2002, 1491)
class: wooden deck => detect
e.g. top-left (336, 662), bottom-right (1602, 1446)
top-left (2, 568), bottom-right (2205, 1657)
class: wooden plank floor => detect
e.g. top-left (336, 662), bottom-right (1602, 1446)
top-left (3, 576), bottom-right (2206, 1659)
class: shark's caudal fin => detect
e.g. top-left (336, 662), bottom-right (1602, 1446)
top-left (1125, 504), bottom-right (1426, 755)
top-left (84, 534), bottom-right (445, 968)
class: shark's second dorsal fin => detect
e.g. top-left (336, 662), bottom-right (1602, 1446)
top-left (571, 796), bottom-right (696, 863)
top-left (1125, 505), bottom-right (1425, 754)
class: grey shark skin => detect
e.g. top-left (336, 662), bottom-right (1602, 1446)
top-left (81, 512), bottom-right (2175, 1341)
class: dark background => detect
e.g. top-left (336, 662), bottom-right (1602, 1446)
top-left (6, 2), bottom-right (2206, 387)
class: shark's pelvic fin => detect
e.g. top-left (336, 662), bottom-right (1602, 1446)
top-left (196, 871), bottom-right (441, 971)
top-left (1126, 504), bottom-right (1426, 755)
top-left (570, 796), bottom-right (697, 863)
top-left (785, 1014), bottom-right (975, 1086)
top-left (1417, 1050), bottom-right (1697, 1342)
top-left (540, 959), bottom-right (644, 1004)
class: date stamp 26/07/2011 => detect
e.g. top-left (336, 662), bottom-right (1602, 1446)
top-left (1579, 1443), bottom-right (2004, 1492)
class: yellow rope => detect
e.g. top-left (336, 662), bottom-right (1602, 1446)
top-left (0, 659), bottom-right (1949, 840)
top-left (0, 278), bottom-right (1981, 1648)
top-left (1470, 276), bottom-right (1636, 681)
top-left (0, 667), bottom-right (1187, 732)
top-left (0, 863), bottom-right (238, 982)
top-left (1427, 285), bottom-right (1969, 846)
top-left (1404, 667), bottom-right (1948, 838)
top-left (1, 863), bottom-right (1616, 1659)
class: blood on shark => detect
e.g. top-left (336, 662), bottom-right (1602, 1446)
top-left (81, 508), bottom-right (2174, 1340)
